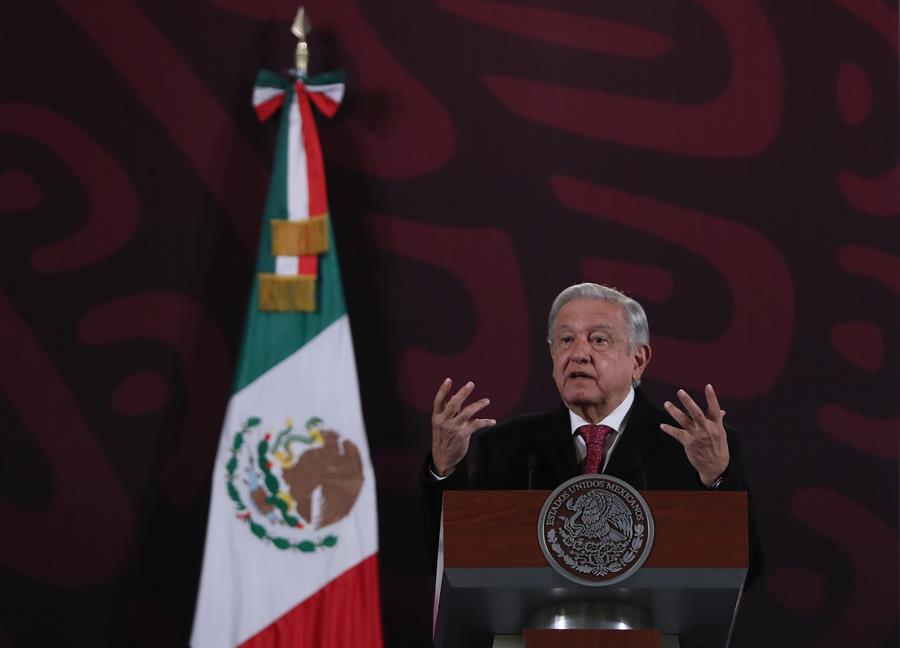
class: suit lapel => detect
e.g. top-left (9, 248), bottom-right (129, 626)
top-left (535, 404), bottom-right (578, 485)
top-left (604, 388), bottom-right (665, 487)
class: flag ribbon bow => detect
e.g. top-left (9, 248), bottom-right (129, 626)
top-left (252, 69), bottom-right (345, 311)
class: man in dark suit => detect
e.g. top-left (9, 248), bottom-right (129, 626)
top-left (422, 283), bottom-right (756, 575)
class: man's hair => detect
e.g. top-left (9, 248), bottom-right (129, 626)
top-left (547, 283), bottom-right (650, 349)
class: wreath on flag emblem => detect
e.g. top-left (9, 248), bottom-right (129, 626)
top-left (225, 416), bottom-right (364, 552)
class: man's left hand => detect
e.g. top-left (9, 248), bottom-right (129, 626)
top-left (660, 384), bottom-right (730, 487)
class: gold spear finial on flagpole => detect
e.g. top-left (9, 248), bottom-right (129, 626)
top-left (291, 6), bottom-right (312, 74)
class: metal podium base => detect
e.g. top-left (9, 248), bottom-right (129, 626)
top-left (494, 603), bottom-right (679, 648)
top-left (493, 603), bottom-right (680, 647)
top-left (526, 602), bottom-right (651, 630)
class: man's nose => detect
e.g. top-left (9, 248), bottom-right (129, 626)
top-left (571, 336), bottom-right (591, 360)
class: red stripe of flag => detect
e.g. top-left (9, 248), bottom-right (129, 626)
top-left (240, 554), bottom-right (383, 648)
top-left (295, 82), bottom-right (328, 278)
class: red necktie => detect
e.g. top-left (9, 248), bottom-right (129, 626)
top-left (578, 424), bottom-right (613, 474)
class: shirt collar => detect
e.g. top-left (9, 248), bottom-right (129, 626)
top-left (568, 387), bottom-right (635, 435)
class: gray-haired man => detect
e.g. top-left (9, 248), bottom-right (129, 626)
top-left (422, 283), bottom-right (759, 580)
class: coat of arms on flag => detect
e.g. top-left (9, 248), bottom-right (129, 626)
top-left (225, 415), bottom-right (364, 550)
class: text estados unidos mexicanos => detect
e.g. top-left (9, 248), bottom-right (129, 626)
top-left (544, 482), bottom-right (644, 527)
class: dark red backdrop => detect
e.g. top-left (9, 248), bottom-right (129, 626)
top-left (2, 1), bottom-right (897, 646)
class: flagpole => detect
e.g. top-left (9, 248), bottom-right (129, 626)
top-left (291, 7), bottom-right (311, 75)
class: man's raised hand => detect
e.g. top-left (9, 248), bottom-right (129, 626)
top-left (660, 384), bottom-right (730, 487)
top-left (431, 378), bottom-right (495, 477)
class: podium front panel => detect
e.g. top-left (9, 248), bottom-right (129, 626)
top-left (435, 491), bottom-right (748, 648)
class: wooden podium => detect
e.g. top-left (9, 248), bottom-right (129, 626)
top-left (434, 490), bottom-right (748, 648)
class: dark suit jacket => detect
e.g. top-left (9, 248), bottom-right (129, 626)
top-left (422, 387), bottom-right (762, 583)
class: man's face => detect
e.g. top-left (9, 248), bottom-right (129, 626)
top-left (550, 298), bottom-right (651, 420)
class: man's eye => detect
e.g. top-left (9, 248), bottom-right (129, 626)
top-left (591, 336), bottom-right (607, 345)
top-left (560, 336), bottom-right (574, 344)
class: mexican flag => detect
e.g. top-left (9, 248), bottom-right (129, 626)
top-left (191, 70), bottom-right (383, 647)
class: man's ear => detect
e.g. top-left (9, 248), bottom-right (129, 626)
top-left (633, 344), bottom-right (651, 381)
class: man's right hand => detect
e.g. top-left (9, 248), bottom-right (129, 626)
top-left (431, 378), bottom-right (496, 477)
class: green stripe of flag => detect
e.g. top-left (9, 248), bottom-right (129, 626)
top-left (233, 89), bottom-right (346, 393)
